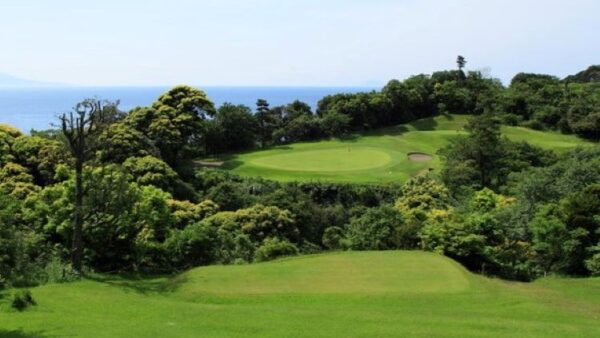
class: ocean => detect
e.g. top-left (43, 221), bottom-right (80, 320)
top-left (0, 86), bottom-right (375, 132)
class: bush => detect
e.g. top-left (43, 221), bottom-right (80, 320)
top-left (347, 206), bottom-right (405, 250)
top-left (164, 222), bottom-right (217, 268)
top-left (43, 256), bottom-right (79, 284)
top-left (11, 289), bottom-right (36, 311)
top-left (520, 119), bottom-right (545, 130)
top-left (322, 226), bottom-right (345, 249)
top-left (254, 238), bottom-right (298, 262)
top-left (586, 251), bottom-right (600, 276)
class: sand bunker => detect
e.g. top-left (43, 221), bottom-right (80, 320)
top-left (194, 160), bottom-right (224, 168)
top-left (407, 152), bottom-right (433, 162)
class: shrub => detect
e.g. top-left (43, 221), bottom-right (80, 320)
top-left (586, 251), bottom-right (600, 276)
top-left (11, 290), bottom-right (36, 311)
top-left (43, 256), bottom-right (79, 284)
top-left (164, 222), bottom-right (217, 268)
top-left (347, 206), bottom-right (405, 250)
top-left (322, 226), bottom-right (345, 249)
top-left (520, 119), bottom-right (545, 130)
top-left (254, 238), bottom-right (298, 262)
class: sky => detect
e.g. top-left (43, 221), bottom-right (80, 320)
top-left (0, 0), bottom-right (598, 87)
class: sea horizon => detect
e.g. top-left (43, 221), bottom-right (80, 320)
top-left (0, 85), bottom-right (377, 132)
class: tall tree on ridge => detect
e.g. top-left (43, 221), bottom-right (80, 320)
top-left (59, 99), bottom-right (120, 273)
top-left (457, 55), bottom-right (467, 82)
top-left (256, 99), bottom-right (274, 148)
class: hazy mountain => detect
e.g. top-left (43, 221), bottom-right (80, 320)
top-left (0, 72), bottom-right (63, 87)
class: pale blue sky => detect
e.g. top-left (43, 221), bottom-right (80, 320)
top-left (0, 0), bottom-right (598, 86)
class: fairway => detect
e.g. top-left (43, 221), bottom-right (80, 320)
top-left (1, 251), bottom-right (599, 338)
top-left (217, 115), bottom-right (593, 183)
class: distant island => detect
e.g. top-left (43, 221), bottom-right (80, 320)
top-left (0, 72), bottom-right (63, 87)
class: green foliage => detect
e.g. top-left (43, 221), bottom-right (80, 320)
top-left (347, 206), bottom-right (405, 250)
top-left (585, 249), bottom-right (600, 275)
top-left (11, 135), bottom-right (69, 185)
top-left (96, 123), bottom-right (158, 163)
top-left (440, 114), bottom-right (556, 195)
top-left (318, 111), bottom-right (351, 137)
top-left (205, 103), bottom-right (258, 153)
top-left (322, 226), bottom-right (345, 249)
top-left (124, 86), bottom-right (215, 166)
top-left (395, 176), bottom-right (452, 221)
top-left (42, 256), bottom-right (78, 284)
top-left (11, 289), bottom-right (36, 311)
top-left (205, 181), bottom-right (251, 211)
top-left (165, 222), bottom-right (217, 268)
top-left (254, 237), bottom-right (298, 262)
top-left (0, 190), bottom-right (48, 288)
top-left (234, 204), bottom-right (298, 244)
top-left (0, 74), bottom-right (598, 288)
top-left (123, 156), bottom-right (179, 194)
top-left (168, 199), bottom-right (219, 229)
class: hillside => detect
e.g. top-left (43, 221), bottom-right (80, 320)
top-left (215, 115), bottom-right (593, 183)
top-left (1, 251), bottom-right (598, 338)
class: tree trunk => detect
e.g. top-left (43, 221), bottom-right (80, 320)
top-left (71, 158), bottom-right (84, 273)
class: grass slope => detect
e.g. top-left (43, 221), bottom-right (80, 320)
top-left (216, 115), bottom-right (592, 183)
top-left (1, 251), bottom-right (599, 338)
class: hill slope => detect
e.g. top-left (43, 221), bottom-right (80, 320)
top-left (1, 251), bottom-right (599, 338)
top-left (216, 115), bottom-right (592, 183)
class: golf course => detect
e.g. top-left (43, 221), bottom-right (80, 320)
top-left (1, 251), bottom-right (598, 338)
top-left (216, 115), bottom-right (592, 183)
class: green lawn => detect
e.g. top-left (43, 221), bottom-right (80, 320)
top-left (215, 115), bottom-right (592, 183)
top-left (1, 251), bottom-right (599, 338)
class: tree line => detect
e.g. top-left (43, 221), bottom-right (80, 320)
top-left (200, 59), bottom-right (599, 157)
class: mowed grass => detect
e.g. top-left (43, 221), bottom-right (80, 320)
top-left (1, 251), bottom-right (599, 338)
top-left (217, 115), bottom-right (593, 183)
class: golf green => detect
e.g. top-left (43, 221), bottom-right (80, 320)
top-left (249, 147), bottom-right (392, 172)
top-left (212, 115), bottom-right (593, 183)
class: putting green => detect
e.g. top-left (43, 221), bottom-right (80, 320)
top-left (249, 147), bottom-right (392, 172)
top-left (213, 115), bottom-right (594, 183)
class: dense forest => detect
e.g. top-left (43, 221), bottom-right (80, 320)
top-left (1, 60), bottom-right (599, 293)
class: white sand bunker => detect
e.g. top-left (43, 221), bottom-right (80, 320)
top-left (194, 160), bottom-right (224, 168)
top-left (407, 152), bottom-right (433, 162)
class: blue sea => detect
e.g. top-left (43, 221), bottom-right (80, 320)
top-left (0, 86), bottom-right (375, 132)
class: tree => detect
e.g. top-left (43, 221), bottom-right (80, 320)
top-left (456, 55), bottom-right (467, 71)
top-left (347, 206), bottom-right (405, 250)
top-left (96, 123), bottom-right (158, 163)
top-left (125, 86), bottom-right (216, 166)
top-left (319, 112), bottom-right (351, 137)
top-left (439, 113), bottom-right (505, 193)
top-left (122, 156), bottom-right (179, 194)
top-left (456, 55), bottom-right (467, 82)
top-left (12, 135), bottom-right (69, 186)
top-left (255, 99), bottom-right (277, 148)
top-left (208, 103), bottom-right (258, 153)
top-left (59, 99), bottom-right (120, 273)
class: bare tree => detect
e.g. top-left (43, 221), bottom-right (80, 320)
top-left (59, 99), bottom-right (120, 273)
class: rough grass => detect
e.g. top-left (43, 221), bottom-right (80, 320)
top-left (1, 251), bottom-right (599, 338)
top-left (216, 115), bottom-right (593, 183)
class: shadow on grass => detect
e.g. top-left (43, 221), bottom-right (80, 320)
top-left (407, 116), bottom-right (439, 131)
top-left (220, 159), bottom-right (243, 170)
top-left (361, 124), bottom-right (410, 137)
top-left (0, 330), bottom-right (50, 338)
top-left (86, 273), bottom-right (188, 295)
